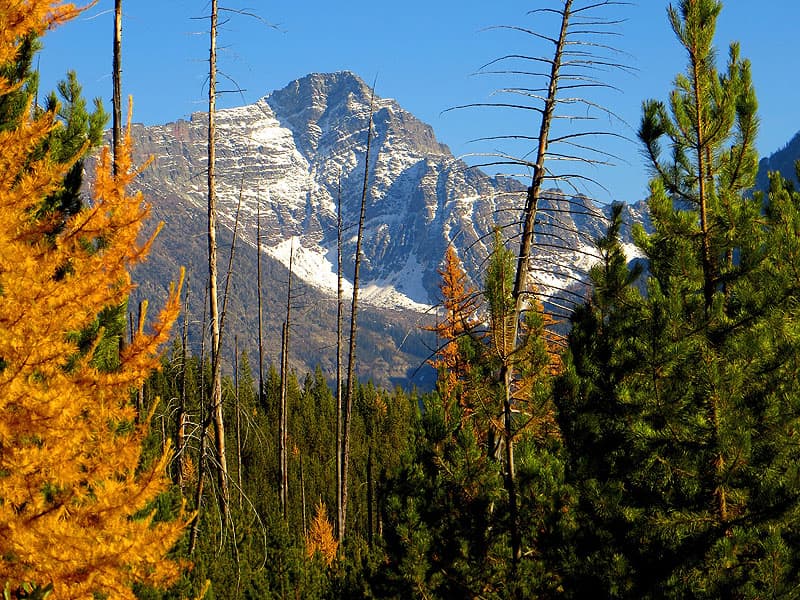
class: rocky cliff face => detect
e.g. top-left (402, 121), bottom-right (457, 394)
top-left (115, 71), bottom-right (645, 387)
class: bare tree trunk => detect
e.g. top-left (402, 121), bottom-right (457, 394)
top-left (189, 286), bottom-right (210, 555)
top-left (235, 336), bottom-right (243, 511)
top-left (499, 1), bottom-right (573, 568)
top-left (279, 243), bottom-right (294, 521)
top-left (367, 445), bottom-right (373, 548)
top-left (112, 0), bottom-right (122, 173)
top-left (500, 366), bottom-right (520, 565)
top-left (510, 0), bottom-right (571, 337)
top-left (691, 45), bottom-right (714, 314)
top-left (135, 300), bottom-right (146, 421)
top-left (207, 0), bottom-right (230, 522)
top-left (189, 400), bottom-right (208, 555)
top-left (341, 89), bottom-right (375, 549)
top-left (256, 201), bottom-right (265, 407)
top-left (177, 281), bottom-right (190, 489)
top-left (335, 178), bottom-right (344, 542)
top-left (279, 322), bottom-right (288, 520)
top-left (161, 411), bottom-right (167, 453)
top-left (300, 451), bottom-right (307, 534)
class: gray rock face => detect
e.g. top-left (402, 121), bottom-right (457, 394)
top-left (115, 71), bottom-right (646, 387)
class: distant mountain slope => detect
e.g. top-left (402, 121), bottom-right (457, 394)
top-left (756, 131), bottom-right (800, 190)
top-left (103, 71), bottom-right (647, 387)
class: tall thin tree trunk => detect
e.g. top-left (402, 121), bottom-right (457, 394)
top-left (689, 36), bottom-right (725, 523)
top-left (341, 89), bottom-right (375, 549)
top-left (209, 179), bottom-right (244, 515)
top-left (279, 243), bottom-right (294, 521)
top-left (501, 366), bottom-right (520, 565)
top-left (300, 451), bottom-right (307, 534)
top-left (367, 445), bottom-right (373, 548)
top-left (500, 0), bottom-right (573, 568)
top-left (112, 0), bottom-right (122, 174)
top-left (189, 286), bottom-right (210, 555)
top-left (691, 45), bottom-right (714, 314)
top-left (510, 0), bottom-right (571, 333)
top-left (235, 336), bottom-right (243, 511)
top-left (207, 0), bottom-right (230, 522)
top-left (256, 201), bottom-right (265, 407)
top-left (135, 300), bottom-right (146, 421)
top-left (177, 281), bottom-right (190, 489)
top-left (189, 398), bottom-right (208, 555)
top-left (335, 178), bottom-right (344, 541)
top-left (161, 411), bottom-right (167, 453)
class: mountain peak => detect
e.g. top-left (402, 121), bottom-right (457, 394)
top-left (298, 70), bottom-right (369, 92)
top-left (263, 71), bottom-right (380, 159)
top-left (115, 69), bottom-right (647, 386)
top-left (267, 71), bottom-right (372, 112)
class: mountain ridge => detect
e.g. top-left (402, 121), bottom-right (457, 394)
top-left (104, 71), bottom-right (647, 387)
top-left (756, 130), bottom-right (800, 191)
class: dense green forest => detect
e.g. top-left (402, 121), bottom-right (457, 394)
top-left (4, 0), bottom-right (800, 598)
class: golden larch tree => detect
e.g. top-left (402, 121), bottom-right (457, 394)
top-left (306, 501), bottom-right (338, 567)
top-left (0, 2), bottom-right (187, 598)
top-left (426, 245), bottom-right (480, 419)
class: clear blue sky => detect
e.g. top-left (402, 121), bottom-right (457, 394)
top-left (38, 1), bottom-right (800, 204)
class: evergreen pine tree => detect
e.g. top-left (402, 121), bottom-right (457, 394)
top-left (0, 34), bottom-right (40, 133)
top-left (39, 70), bottom-right (107, 231)
top-left (0, 34), bottom-right (107, 232)
top-left (558, 2), bottom-right (800, 596)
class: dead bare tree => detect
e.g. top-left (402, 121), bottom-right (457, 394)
top-left (189, 285), bottom-right (210, 555)
top-left (177, 280), bottom-right (191, 490)
top-left (256, 199), bottom-right (265, 407)
top-left (234, 336), bottom-right (242, 511)
top-left (112, 0), bottom-right (122, 173)
top-left (341, 86), bottom-right (376, 551)
top-left (454, 0), bottom-right (631, 568)
top-left (279, 242), bottom-right (295, 521)
top-left (335, 177), bottom-right (344, 541)
top-left (206, 0), bottom-right (231, 523)
top-left (134, 300), bottom-right (146, 421)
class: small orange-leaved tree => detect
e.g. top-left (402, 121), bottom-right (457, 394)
top-left (0, 2), bottom-right (187, 598)
top-left (425, 245), bottom-right (481, 421)
top-left (306, 501), bottom-right (338, 567)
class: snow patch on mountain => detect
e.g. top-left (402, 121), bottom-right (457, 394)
top-left (621, 242), bottom-right (645, 260)
top-left (359, 252), bottom-right (432, 311)
top-left (265, 237), bottom-right (433, 312)
top-left (267, 237), bottom-right (345, 297)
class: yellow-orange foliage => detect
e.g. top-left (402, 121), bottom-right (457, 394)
top-left (305, 501), bottom-right (338, 567)
top-left (0, 2), bottom-right (83, 94)
top-left (529, 294), bottom-right (563, 378)
top-left (426, 246), bottom-right (480, 416)
top-left (511, 293), bottom-right (563, 443)
top-left (0, 4), bottom-right (187, 597)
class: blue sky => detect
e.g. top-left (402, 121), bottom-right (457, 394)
top-left (38, 1), bottom-right (800, 204)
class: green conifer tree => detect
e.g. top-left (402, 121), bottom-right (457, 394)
top-left (558, 2), bottom-right (800, 596)
top-left (0, 37), bottom-right (107, 230)
top-left (556, 205), bottom-right (649, 596)
top-left (0, 34), bottom-right (40, 133)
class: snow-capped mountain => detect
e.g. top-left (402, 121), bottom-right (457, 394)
top-left (119, 71), bottom-right (646, 386)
